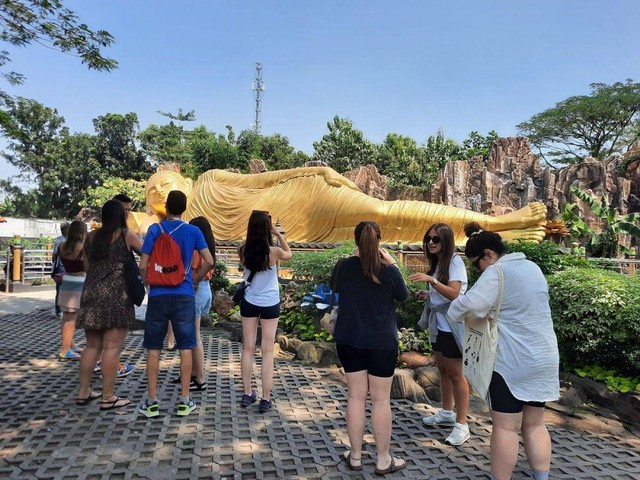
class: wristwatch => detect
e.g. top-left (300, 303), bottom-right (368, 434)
top-left (431, 278), bottom-right (439, 286)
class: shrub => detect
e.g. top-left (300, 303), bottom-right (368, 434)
top-left (547, 267), bottom-right (640, 376)
top-left (210, 260), bottom-right (231, 293)
top-left (506, 240), bottom-right (590, 275)
top-left (287, 242), bottom-right (356, 283)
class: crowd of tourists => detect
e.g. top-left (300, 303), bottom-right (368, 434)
top-left (52, 189), bottom-right (559, 480)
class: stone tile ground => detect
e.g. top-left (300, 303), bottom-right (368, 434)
top-left (0, 309), bottom-right (639, 479)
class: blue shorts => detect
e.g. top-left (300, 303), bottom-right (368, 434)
top-left (240, 299), bottom-right (280, 319)
top-left (195, 280), bottom-right (212, 317)
top-left (144, 294), bottom-right (196, 350)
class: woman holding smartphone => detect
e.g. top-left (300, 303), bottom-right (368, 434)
top-left (408, 223), bottom-right (470, 445)
top-left (238, 210), bottom-right (292, 413)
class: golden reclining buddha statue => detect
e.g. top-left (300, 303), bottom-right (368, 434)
top-left (131, 166), bottom-right (547, 245)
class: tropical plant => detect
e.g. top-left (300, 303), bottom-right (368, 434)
top-left (567, 186), bottom-right (640, 257)
top-left (574, 365), bottom-right (640, 394)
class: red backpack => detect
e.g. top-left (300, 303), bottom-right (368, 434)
top-left (146, 222), bottom-right (189, 287)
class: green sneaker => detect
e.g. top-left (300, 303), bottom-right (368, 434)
top-left (177, 399), bottom-right (196, 417)
top-left (138, 401), bottom-right (159, 418)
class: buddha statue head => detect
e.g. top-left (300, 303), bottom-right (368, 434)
top-left (145, 170), bottom-right (193, 217)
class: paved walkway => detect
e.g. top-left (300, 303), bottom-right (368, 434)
top-left (0, 293), bottom-right (639, 479)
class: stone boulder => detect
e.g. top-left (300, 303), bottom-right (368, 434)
top-left (213, 290), bottom-right (235, 319)
top-left (391, 368), bottom-right (429, 403)
top-left (295, 342), bottom-right (340, 367)
top-left (343, 164), bottom-right (388, 200)
top-left (399, 351), bottom-right (434, 369)
top-left (249, 159), bottom-right (268, 173)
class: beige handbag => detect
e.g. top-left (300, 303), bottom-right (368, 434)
top-left (463, 264), bottom-right (504, 399)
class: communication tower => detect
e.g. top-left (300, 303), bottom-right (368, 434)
top-left (252, 63), bottom-right (265, 134)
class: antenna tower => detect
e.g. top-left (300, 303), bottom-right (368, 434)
top-left (252, 62), bottom-right (265, 134)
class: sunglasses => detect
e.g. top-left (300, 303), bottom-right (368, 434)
top-left (425, 235), bottom-right (441, 244)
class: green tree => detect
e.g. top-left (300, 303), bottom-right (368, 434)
top-left (517, 80), bottom-right (640, 164)
top-left (139, 109), bottom-right (197, 167)
top-left (0, 0), bottom-right (116, 93)
top-left (312, 116), bottom-right (378, 172)
top-left (92, 112), bottom-right (151, 179)
top-left (190, 126), bottom-right (242, 175)
top-left (459, 130), bottom-right (499, 161)
top-left (564, 186), bottom-right (640, 257)
top-left (84, 177), bottom-right (146, 210)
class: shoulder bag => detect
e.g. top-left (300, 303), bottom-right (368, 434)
top-left (232, 270), bottom-right (256, 305)
top-left (463, 264), bottom-right (504, 400)
top-left (122, 232), bottom-right (146, 307)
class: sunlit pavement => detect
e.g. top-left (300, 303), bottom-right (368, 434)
top-left (0, 297), bottom-right (639, 479)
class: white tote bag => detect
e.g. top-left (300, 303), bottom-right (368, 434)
top-left (463, 264), bottom-right (504, 400)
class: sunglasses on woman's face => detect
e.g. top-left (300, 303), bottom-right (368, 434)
top-left (426, 235), bottom-right (441, 244)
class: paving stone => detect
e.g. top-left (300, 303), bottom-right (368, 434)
top-left (1, 309), bottom-right (639, 479)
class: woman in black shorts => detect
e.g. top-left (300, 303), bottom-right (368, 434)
top-left (449, 223), bottom-right (559, 480)
top-left (409, 223), bottom-right (470, 445)
top-left (331, 221), bottom-right (409, 474)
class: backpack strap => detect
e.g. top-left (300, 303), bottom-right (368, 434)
top-left (246, 270), bottom-right (256, 284)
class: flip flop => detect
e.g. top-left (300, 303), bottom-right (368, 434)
top-left (99, 396), bottom-right (131, 411)
top-left (343, 451), bottom-right (363, 471)
top-left (375, 455), bottom-right (406, 476)
top-left (75, 392), bottom-right (101, 406)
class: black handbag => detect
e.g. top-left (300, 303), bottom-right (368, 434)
top-left (232, 270), bottom-right (256, 305)
top-left (122, 233), bottom-right (146, 307)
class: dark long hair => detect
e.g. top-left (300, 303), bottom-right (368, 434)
top-left (354, 221), bottom-right (382, 284)
top-left (90, 200), bottom-right (127, 261)
top-left (239, 210), bottom-right (272, 272)
top-left (463, 222), bottom-right (507, 258)
top-left (60, 220), bottom-right (87, 257)
top-left (189, 216), bottom-right (216, 265)
top-left (424, 223), bottom-right (455, 285)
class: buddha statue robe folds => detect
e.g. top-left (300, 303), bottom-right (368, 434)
top-left (140, 166), bottom-right (547, 246)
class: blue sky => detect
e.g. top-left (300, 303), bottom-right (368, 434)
top-left (2, 0), bottom-right (640, 180)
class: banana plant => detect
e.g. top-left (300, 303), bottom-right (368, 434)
top-left (567, 186), bottom-right (640, 257)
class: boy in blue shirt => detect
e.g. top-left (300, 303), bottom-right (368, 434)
top-left (138, 191), bottom-right (214, 418)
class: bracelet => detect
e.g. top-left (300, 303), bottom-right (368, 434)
top-left (431, 278), bottom-right (439, 285)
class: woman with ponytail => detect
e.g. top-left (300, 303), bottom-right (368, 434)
top-left (331, 221), bottom-right (409, 475)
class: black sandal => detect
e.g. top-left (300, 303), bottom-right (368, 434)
top-left (190, 378), bottom-right (207, 391)
top-left (99, 396), bottom-right (131, 411)
top-left (375, 455), bottom-right (406, 476)
top-left (75, 392), bottom-right (101, 406)
top-left (343, 451), bottom-right (363, 471)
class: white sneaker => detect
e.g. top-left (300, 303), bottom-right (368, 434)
top-left (445, 422), bottom-right (470, 445)
top-left (422, 409), bottom-right (456, 426)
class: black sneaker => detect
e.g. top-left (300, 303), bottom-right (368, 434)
top-left (258, 398), bottom-right (272, 413)
top-left (240, 391), bottom-right (257, 408)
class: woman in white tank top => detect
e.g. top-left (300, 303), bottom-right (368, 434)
top-left (237, 210), bottom-right (292, 413)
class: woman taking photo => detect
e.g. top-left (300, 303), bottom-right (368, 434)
top-left (238, 211), bottom-right (292, 413)
top-left (448, 222), bottom-right (559, 480)
top-left (333, 221), bottom-right (409, 475)
top-left (76, 200), bottom-right (143, 410)
top-left (408, 223), bottom-right (470, 445)
top-left (57, 220), bottom-right (88, 360)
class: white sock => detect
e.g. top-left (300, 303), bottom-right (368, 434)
top-left (531, 469), bottom-right (549, 480)
top-left (441, 409), bottom-right (454, 415)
